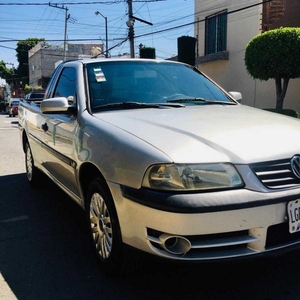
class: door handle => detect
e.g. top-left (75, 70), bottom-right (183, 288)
top-left (41, 123), bottom-right (48, 132)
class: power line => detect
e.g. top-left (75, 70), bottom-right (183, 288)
top-left (0, 1), bottom-right (164, 5)
top-left (0, 38), bottom-right (128, 55)
top-left (132, 0), bottom-right (273, 39)
top-left (0, 0), bottom-right (272, 61)
top-left (0, 0), bottom-right (272, 45)
top-left (0, 2), bottom-right (122, 5)
top-left (0, 38), bottom-right (106, 43)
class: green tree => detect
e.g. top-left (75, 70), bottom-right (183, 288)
top-left (0, 60), bottom-right (19, 87)
top-left (16, 38), bottom-right (45, 85)
top-left (0, 60), bottom-right (14, 81)
top-left (245, 27), bottom-right (300, 109)
top-left (24, 84), bottom-right (43, 95)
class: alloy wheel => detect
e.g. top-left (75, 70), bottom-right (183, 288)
top-left (26, 145), bottom-right (33, 181)
top-left (89, 192), bottom-right (113, 259)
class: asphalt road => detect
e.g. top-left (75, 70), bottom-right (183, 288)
top-left (1, 112), bottom-right (300, 300)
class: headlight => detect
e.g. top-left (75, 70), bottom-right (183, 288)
top-left (142, 163), bottom-right (243, 191)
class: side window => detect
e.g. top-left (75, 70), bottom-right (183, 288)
top-left (205, 10), bottom-right (227, 55)
top-left (53, 67), bottom-right (77, 103)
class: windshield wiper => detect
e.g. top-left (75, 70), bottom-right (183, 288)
top-left (167, 98), bottom-right (236, 105)
top-left (93, 101), bottom-right (185, 111)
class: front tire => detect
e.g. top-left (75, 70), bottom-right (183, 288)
top-left (86, 177), bottom-right (131, 275)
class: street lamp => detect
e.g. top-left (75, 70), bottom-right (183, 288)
top-left (95, 11), bottom-right (108, 58)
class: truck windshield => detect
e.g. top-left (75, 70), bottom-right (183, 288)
top-left (86, 61), bottom-right (235, 112)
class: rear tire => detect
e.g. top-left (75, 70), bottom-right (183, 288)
top-left (25, 142), bottom-right (42, 187)
top-left (86, 177), bottom-right (133, 276)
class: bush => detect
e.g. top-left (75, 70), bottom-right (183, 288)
top-left (24, 84), bottom-right (44, 95)
top-left (245, 27), bottom-right (300, 109)
top-left (263, 108), bottom-right (299, 118)
top-left (245, 27), bottom-right (300, 81)
top-left (139, 47), bottom-right (156, 59)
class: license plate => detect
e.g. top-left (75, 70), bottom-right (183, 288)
top-left (288, 199), bottom-right (300, 233)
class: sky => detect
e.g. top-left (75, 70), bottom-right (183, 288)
top-left (0, 0), bottom-right (195, 84)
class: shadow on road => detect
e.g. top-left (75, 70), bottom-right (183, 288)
top-left (0, 173), bottom-right (300, 299)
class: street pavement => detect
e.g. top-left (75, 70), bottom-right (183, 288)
top-left (2, 112), bottom-right (300, 299)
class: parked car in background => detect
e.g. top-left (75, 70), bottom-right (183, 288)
top-left (6, 98), bottom-right (21, 117)
top-left (25, 91), bottom-right (45, 104)
top-left (18, 58), bottom-right (300, 275)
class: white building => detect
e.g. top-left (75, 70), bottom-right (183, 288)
top-left (194, 0), bottom-right (300, 113)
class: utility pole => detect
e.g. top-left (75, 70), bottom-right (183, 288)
top-left (95, 11), bottom-right (108, 58)
top-left (64, 7), bottom-right (70, 61)
top-left (127, 0), bottom-right (135, 58)
top-left (126, 0), bottom-right (153, 58)
top-left (49, 3), bottom-right (69, 61)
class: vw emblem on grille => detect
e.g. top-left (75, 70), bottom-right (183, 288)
top-left (291, 155), bottom-right (300, 179)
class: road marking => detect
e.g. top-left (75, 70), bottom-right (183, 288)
top-left (1, 216), bottom-right (29, 223)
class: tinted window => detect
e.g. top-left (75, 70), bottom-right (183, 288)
top-left (31, 93), bottom-right (44, 99)
top-left (54, 67), bottom-right (77, 99)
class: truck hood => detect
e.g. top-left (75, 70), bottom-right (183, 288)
top-left (94, 104), bottom-right (300, 164)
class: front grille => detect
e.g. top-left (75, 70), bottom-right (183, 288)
top-left (250, 158), bottom-right (300, 189)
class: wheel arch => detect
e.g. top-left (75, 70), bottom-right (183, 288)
top-left (79, 162), bottom-right (111, 209)
top-left (22, 130), bottom-right (29, 153)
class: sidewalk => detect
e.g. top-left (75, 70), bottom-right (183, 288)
top-left (0, 275), bottom-right (17, 300)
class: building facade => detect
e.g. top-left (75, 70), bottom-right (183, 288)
top-left (28, 43), bottom-right (103, 88)
top-left (194, 0), bottom-right (300, 112)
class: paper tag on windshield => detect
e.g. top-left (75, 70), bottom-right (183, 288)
top-left (94, 67), bottom-right (106, 82)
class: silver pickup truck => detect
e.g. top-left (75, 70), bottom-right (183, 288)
top-left (18, 58), bottom-right (300, 275)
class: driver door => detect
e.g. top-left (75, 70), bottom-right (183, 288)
top-left (40, 67), bottom-right (80, 198)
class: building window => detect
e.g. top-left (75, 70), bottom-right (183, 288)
top-left (262, 0), bottom-right (286, 32)
top-left (205, 10), bottom-right (227, 55)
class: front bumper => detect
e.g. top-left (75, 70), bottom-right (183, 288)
top-left (108, 182), bottom-right (300, 261)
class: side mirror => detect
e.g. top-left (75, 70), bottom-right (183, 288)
top-left (229, 91), bottom-right (242, 103)
top-left (41, 97), bottom-right (76, 114)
